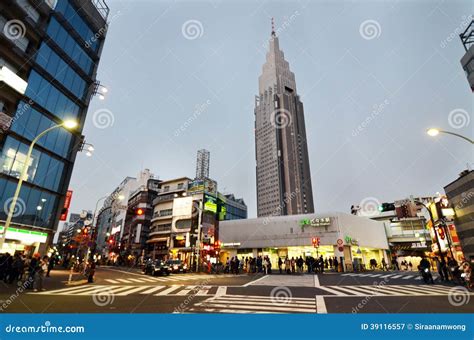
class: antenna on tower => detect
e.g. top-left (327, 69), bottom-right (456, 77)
top-left (271, 17), bottom-right (276, 36)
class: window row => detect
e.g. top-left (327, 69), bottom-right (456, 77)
top-left (47, 17), bottom-right (94, 75)
top-left (36, 43), bottom-right (88, 100)
top-left (11, 101), bottom-right (72, 158)
top-left (26, 70), bottom-right (80, 120)
top-left (55, 0), bottom-right (100, 52)
top-left (0, 178), bottom-right (58, 229)
top-left (0, 136), bottom-right (66, 193)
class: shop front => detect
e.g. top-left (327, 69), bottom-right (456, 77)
top-left (219, 212), bottom-right (389, 271)
top-left (0, 225), bottom-right (49, 255)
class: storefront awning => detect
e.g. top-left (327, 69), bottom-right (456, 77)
top-left (146, 237), bottom-right (168, 244)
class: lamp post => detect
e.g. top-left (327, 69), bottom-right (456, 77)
top-left (426, 128), bottom-right (474, 144)
top-left (0, 120), bottom-right (78, 251)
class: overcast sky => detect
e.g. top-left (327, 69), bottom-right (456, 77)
top-left (67, 0), bottom-right (473, 219)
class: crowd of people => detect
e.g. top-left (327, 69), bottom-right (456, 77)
top-left (223, 255), bottom-right (343, 275)
top-left (0, 253), bottom-right (56, 291)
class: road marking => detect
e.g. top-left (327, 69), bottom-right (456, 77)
top-left (155, 286), bottom-right (181, 296)
top-left (368, 274), bottom-right (381, 277)
top-left (116, 279), bottom-right (133, 283)
top-left (105, 279), bottom-right (120, 284)
top-left (390, 275), bottom-right (403, 279)
top-left (176, 286), bottom-right (196, 295)
top-left (379, 274), bottom-right (394, 278)
top-left (316, 286), bottom-right (347, 296)
top-left (196, 286), bottom-right (211, 295)
top-left (402, 275), bottom-right (414, 279)
top-left (316, 296), bottom-right (327, 314)
top-left (243, 275), bottom-right (267, 287)
top-left (216, 286), bottom-right (227, 297)
top-left (314, 275), bottom-right (320, 287)
top-left (115, 286), bottom-right (151, 296)
top-left (139, 286), bottom-right (167, 294)
top-left (138, 277), bottom-right (157, 282)
top-left (127, 278), bottom-right (145, 283)
top-left (75, 286), bottom-right (134, 296)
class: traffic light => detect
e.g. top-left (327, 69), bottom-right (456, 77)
top-left (378, 203), bottom-right (395, 212)
top-left (136, 208), bottom-right (144, 216)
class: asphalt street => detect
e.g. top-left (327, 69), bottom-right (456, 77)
top-left (0, 267), bottom-right (472, 313)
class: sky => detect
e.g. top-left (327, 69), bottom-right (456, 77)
top-left (67, 0), bottom-right (473, 219)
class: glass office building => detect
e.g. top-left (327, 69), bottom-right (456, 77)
top-left (0, 0), bottom-right (109, 254)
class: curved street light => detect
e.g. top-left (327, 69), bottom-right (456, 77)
top-left (427, 128), bottom-right (474, 144)
top-left (0, 120), bottom-right (78, 250)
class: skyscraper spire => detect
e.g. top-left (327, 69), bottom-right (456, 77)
top-left (271, 17), bottom-right (276, 36)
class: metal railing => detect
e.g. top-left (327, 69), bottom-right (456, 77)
top-left (91, 0), bottom-right (110, 20)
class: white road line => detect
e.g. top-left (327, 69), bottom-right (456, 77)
top-left (379, 274), bottom-right (394, 278)
top-left (127, 278), bottom-right (145, 283)
top-left (243, 275), bottom-right (268, 287)
top-left (155, 286), bottom-right (182, 296)
top-left (34, 285), bottom-right (97, 295)
top-left (176, 286), bottom-right (196, 295)
top-left (199, 301), bottom-right (314, 313)
top-left (316, 286), bottom-right (347, 296)
top-left (196, 286), bottom-right (211, 296)
top-left (316, 296), bottom-right (327, 314)
top-left (105, 279), bottom-right (120, 284)
top-left (208, 298), bottom-right (315, 309)
top-left (327, 286), bottom-right (367, 296)
top-left (402, 275), bottom-right (414, 279)
top-left (76, 286), bottom-right (133, 296)
top-left (138, 277), bottom-right (157, 282)
top-left (115, 286), bottom-right (152, 296)
top-left (219, 295), bottom-right (315, 302)
top-left (216, 286), bottom-right (227, 297)
top-left (314, 275), bottom-right (320, 287)
top-left (116, 279), bottom-right (133, 283)
top-left (390, 275), bottom-right (403, 279)
top-left (139, 286), bottom-right (167, 295)
top-left (369, 274), bottom-right (382, 277)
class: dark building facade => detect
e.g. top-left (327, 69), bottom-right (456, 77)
top-left (254, 26), bottom-right (314, 217)
top-left (223, 193), bottom-right (247, 220)
top-left (0, 0), bottom-right (109, 254)
top-left (122, 178), bottom-right (161, 259)
top-left (444, 170), bottom-right (474, 262)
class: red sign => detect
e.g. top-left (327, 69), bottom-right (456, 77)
top-left (336, 239), bottom-right (343, 246)
top-left (59, 190), bottom-right (73, 221)
top-left (338, 246), bottom-right (344, 252)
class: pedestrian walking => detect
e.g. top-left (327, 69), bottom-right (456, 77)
top-left (34, 255), bottom-right (48, 292)
top-left (278, 257), bottom-right (283, 274)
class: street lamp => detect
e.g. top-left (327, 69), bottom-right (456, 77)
top-left (426, 128), bottom-right (474, 144)
top-left (0, 119), bottom-right (78, 250)
top-left (93, 81), bottom-right (108, 100)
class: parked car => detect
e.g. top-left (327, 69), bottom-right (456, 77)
top-left (143, 260), bottom-right (170, 276)
top-left (165, 259), bottom-right (188, 273)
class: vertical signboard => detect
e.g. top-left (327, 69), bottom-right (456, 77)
top-left (59, 190), bottom-right (73, 221)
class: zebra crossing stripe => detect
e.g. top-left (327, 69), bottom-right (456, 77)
top-left (196, 286), bottom-right (211, 296)
top-left (138, 277), bottom-right (157, 282)
top-left (379, 274), bottom-right (394, 278)
top-left (390, 275), bottom-right (403, 279)
top-left (155, 286), bottom-right (182, 296)
top-left (76, 286), bottom-right (134, 296)
top-left (210, 297), bottom-right (315, 308)
top-left (402, 275), bottom-right (414, 279)
top-left (116, 279), bottom-right (133, 283)
top-left (216, 286), bottom-right (227, 297)
top-left (197, 299), bottom-right (315, 313)
top-left (33, 285), bottom-right (97, 295)
top-left (176, 286), bottom-right (196, 295)
top-left (139, 286), bottom-right (167, 295)
top-left (368, 274), bottom-right (382, 277)
top-left (115, 286), bottom-right (152, 296)
top-left (316, 286), bottom-right (348, 296)
top-left (105, 279), bottom-right (120, 284)
top-left (375, 286), bottom-right (420, 295)
top-left (344, 286), bottom-right (386, 296)
top-left (409, 285), bottom-right (452, 294)
top-left (127, 278), bottom-right (145, 283)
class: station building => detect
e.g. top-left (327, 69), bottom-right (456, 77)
top-left (219, 212), bottom-right (389, 271)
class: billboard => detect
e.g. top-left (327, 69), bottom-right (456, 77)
top-left (59, 190), bottom-right (73, 221)
top-left (172, 197), bottom-right (193, 217)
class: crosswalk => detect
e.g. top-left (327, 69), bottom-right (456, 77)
top-left (103, 274), bottom-right (236, 284)
top-left (185, 294), bottom-right (318, 313)
top-left (340, 272), bottom-right (439, 281)
top-left (316, 284), bottom-right (466, 297)
top-left (31, 285), bottom-right (219, 297)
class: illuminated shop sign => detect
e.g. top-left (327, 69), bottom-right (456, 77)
top-left (222, 242), bottom-right (241, 247)
top-left (204, 194), bottom-right (217, 213)
top-left (0, 226), bottom-right (47, 244)
top-left (299, 217), bottom-right (331, 228)
top-left (344, 235), bottom-right (359, 245)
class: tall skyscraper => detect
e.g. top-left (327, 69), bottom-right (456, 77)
top-left (195, 149), bottom-right (210, 179)
top-left (0, 0), bottom-right (109, 254)
top-left (255, 21), bottom-right (314, 217)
